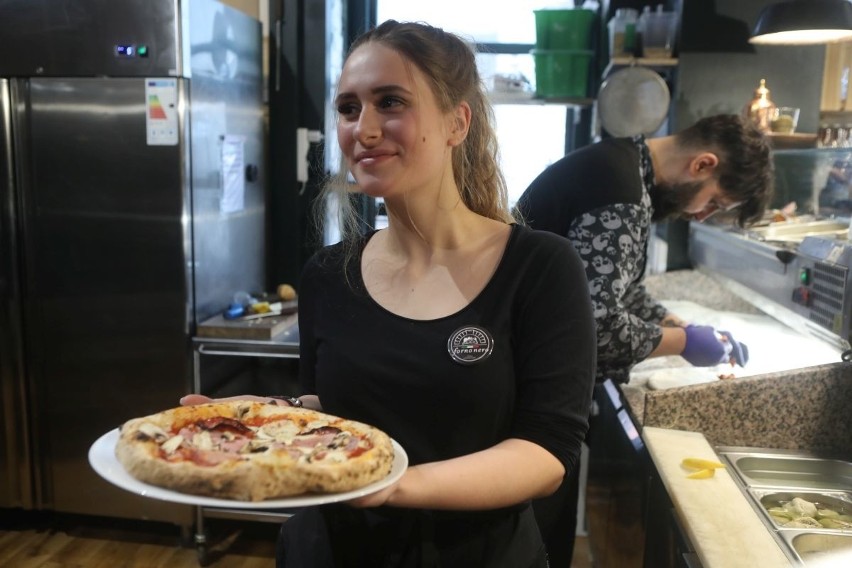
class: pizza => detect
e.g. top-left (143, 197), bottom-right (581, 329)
top-left (114, 400), bottom-right (395, 501)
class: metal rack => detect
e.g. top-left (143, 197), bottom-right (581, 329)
top-left (190, 323), bottom-right (300, 565)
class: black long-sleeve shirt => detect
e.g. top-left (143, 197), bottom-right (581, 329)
top-left (299, 223), bottom-right (595, 473)
top-left (291, 224), bottom-right (596, 566)
top-left (517, 137), bottom-right (668, 383)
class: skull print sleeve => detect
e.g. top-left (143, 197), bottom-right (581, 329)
top-left (516, 135), bottom-right (664, 383)
top-left (567, 203), bottom-right (664, 382)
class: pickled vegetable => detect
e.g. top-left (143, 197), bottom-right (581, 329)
top-left (819, 517), bottom-right (852, 530)
top-left (681, 457), bottom-right (726, 470)
top-left (763, 495), bottom-right (852, 531)
top-left (686, 468), bottom-right (716, 479)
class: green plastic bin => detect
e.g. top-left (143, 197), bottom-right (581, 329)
top-left (534, 8), bottom-right (596, 50)
top-left (532, 49), bottom-right (593, 99)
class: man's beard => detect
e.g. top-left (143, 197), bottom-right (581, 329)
top-left (650, 179), bottom-right (706, 222)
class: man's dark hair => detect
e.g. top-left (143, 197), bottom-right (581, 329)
top-left (676, 114), bottom-right (774, 227)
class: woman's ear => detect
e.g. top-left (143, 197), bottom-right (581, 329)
top-left (448, 101), bottom-right (472, 147)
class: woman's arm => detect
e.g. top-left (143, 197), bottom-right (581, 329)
top-left (350, 438), bottom-right (564, 509)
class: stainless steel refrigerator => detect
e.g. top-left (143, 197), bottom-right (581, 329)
top-left (0, 0), bottom-right (266, 524)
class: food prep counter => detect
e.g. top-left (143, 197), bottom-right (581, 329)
top-left (643, 428), bottom-right (852, 567)
top-left (643, 427), bottom-right (791, 568)
top-left (595, 217), bottom-right (852, 567)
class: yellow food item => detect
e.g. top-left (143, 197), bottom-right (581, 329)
top-left (681, 457), bottom-right (726, 471)
top-left (277, 283), bottom-right (297, 301)
top-left (687, 468), bottom-right (716, 479)
top-left (250, 302), bottom-right (271, 314)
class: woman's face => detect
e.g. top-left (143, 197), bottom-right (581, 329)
top-left (334, 43), bottom-right (455, 199)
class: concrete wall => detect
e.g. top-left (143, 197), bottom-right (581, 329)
top-left (674, 0), bottom-right (825, 134)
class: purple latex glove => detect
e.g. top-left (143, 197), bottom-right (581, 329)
top-left (682, 324), bottom-right (735, 367)
top-left (718, 330), bottom-right (749, 367)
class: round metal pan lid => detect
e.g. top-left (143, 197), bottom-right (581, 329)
top-left (597, 66), bottom-right (671, 137)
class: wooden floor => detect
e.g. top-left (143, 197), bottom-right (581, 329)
top-left (0, 510), bottom-right (278, 568)
top-left (585, 475), bottom-right (645, 568)
top-left (1, 509), bottom-right (596, 568)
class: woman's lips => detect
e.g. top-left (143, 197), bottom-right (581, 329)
top-left (355, 150), bottom-right (394, 166)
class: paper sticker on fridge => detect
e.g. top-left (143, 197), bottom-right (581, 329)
top-left (145, 78), bottom-right (178, 145)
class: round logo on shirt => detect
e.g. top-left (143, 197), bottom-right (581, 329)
top-left (447, 326), bottom-right (494, 365)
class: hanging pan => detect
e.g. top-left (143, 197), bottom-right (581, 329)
top-left (597, 66), bottom-right (671, 137)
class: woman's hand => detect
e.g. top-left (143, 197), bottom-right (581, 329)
top-left (180, 394), bottom-right (271, 406)
top-left (179, 393), bottom-right (322, 410)
top-left (346, 476), bottom-right (406, 508)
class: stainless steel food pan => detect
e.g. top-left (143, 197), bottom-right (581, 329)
top-left (716, 448), bottom-right (852, 565)
top-left (778, 531), bottom-right (852, 566)
top-left (748, 489), bottom-right (852, 531)
top-left (721, 452), bottom-right (852, 491)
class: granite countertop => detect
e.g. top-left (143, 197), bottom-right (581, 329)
top-left (643, 268), bottom-right (763, 314)
top-left (624, 269), bottom-right (852, 457)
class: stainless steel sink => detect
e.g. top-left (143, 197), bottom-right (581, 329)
top-left (717, 447), bottom-right (852, 566)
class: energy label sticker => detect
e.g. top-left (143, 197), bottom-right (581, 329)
top-left (145, 78), bottom-right (178, 146)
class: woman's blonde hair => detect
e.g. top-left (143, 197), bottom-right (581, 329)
top-left (314, 20), bottom-right (513, 251)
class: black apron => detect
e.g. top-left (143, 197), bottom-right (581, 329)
top-left (276, 503), bottom-right (547, 568)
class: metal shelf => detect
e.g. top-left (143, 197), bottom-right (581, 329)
top-left (603, 56), bottom-right (678, 80)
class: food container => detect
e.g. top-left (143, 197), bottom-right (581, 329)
top-left (608, 8), bottom-right (638, 58)
top-left (533, 8), bottom-right (596, 50)
top-left (719, 448), bottom-right (852, 565)
top-left (638, 7), bottom-right (677, 58)
top-left (531, 49), bottom-right (594, 98)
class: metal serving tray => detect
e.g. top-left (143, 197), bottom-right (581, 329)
top-left (717, 447), bottom-right (852, 566)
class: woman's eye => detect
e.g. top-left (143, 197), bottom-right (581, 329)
top-left (379, 96), bottom-right (403, 109)
top-left (336, 103), bottom-right (358, 117)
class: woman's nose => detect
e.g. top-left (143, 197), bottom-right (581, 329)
top-left (354, 108), bottom-right (381, 144)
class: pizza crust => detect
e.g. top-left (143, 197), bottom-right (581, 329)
top-left (115, 401), bottom-right (395, 501)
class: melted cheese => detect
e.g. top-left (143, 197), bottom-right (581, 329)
top-left (256, 420), bottom-right (301, 442)
top-left (159, 415), bottom-right (367, 465)
top-left (139, 421), bottom-right (168, 440)
top-left (161, 435), bottom-right (183, 454)
top-left (193, 430), bottom-right (213, 451)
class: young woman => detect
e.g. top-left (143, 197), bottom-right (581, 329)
top-left (187, 20), bottom-right (596, 567)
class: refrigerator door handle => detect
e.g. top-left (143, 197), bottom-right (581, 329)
top-left (0, 77), bottom-right (34, 509)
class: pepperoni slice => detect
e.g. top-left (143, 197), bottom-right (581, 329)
top-left (196, 416), bottom-right (253, 436)
top-left (301, 425), bottom-right (341, 436)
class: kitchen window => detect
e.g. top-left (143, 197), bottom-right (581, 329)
top-left (376, 0), bottom-right (574, 206)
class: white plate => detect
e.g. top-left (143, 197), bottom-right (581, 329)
top-left (88, 428), bottom-right (408, 509)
